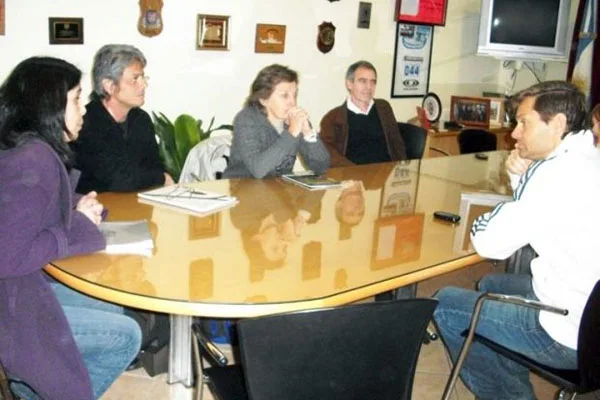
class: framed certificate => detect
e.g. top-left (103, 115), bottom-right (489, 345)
top-left (395, 0), bottom-right (448, 26)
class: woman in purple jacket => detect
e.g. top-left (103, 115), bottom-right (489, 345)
top-left (0, 57), bottom-right (141, 399)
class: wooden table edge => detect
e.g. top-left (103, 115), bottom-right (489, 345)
top-left (45, 253), bottom-right (483, 318)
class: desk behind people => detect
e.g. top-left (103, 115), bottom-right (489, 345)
top-left (427, 126), bottom-right (514, 157)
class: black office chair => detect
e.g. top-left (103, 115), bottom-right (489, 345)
top-left (458, 129), bottom-right (497, 154)
top-left (397, 122), bottom-right (427, 160)
top-left (397, 122), bottom-right (449, 158)
top-left (194, 299), bottom-right (438, 400)
top-left (442, 280), bottom-right (600, 400)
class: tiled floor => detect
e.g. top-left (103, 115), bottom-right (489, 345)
top-left (100, 262), bottom-right (560, 400)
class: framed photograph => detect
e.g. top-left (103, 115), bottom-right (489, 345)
top-left (391, 23), bottom-right (434, 98)
top-left (48, 18), bottom-right (84, 45)
top-left (189, 213), bottom-right (221, 240)
top-left (488, 97), bottom-right (505, 126)
top-left (395, 0), bottom-right (448, 26)
top-left (196, 14), bottom-right (229, 51)
top-left (255, 24), bottom-right (286, 53)
top-left (450, 96), bottom-right (491, 128)
top-left (0, 0), bottom-right (5, 35)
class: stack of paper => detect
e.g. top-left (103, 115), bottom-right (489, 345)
top-left (138, 185), bottom-right (238, 215)
top-left (99, 220), bottom-right (154, 257)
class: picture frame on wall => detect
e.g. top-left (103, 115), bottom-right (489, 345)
top-left (196, 14), bottom-right (229, 51)
top-left (391, 23), bottom-right (434, 98)
top-left (488, 97), bottom-right (505, 126)
top-left (48, 17), bottom-right (84, 45)
top-left (0, 0), bottom-right (5, 35)
top-left (395, 0), bottom-right (448, 26)
top-left (450, 96), bottom-right (491, 128)
top-left (255, 24), bottom-right (286, 53)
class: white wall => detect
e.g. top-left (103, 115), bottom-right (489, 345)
top-left (0, 0), bottom-right (571, 126)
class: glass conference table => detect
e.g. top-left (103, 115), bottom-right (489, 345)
top-left (46, 151), bottom-right (511, 389)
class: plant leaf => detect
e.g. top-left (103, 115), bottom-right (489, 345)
top-left (173, 114), bottom-right (200, 171)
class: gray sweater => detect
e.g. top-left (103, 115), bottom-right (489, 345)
top-left (223, 106), bottom-right (330, 179)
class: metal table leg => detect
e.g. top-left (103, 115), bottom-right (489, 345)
top-left (168, 314), bottom-right (194, 387)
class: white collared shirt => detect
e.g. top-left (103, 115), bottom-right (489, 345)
top-left (346, 97), bottom-right (374, 115)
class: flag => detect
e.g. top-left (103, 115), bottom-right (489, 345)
top-left (570, 0), bottom-right (597, 105)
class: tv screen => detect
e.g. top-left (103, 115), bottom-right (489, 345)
top-left (477, 0), bottom-right (571, 61)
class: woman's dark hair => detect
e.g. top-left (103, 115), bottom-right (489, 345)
top-left (245, 64), bottom-right (298, 114)
top-left (0, 56), bottom-right (82, 165)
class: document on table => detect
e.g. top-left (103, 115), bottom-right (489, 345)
top-left (138, 185), bottom-right (238, 216)
top-left (99, 220), bottom-right (154, 257)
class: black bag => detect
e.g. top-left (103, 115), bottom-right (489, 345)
top-left (125, 310), bottom-right (170, 377)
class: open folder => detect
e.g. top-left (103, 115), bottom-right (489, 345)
top-left (138, 185), bottom-right (238, 216)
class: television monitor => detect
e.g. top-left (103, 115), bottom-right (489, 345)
top-left (477, 0), bottom-right (571, 61)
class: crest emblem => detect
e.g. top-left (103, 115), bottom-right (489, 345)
top-left (317, 22), bottom-right (336, 54)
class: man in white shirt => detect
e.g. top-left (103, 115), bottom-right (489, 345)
top-left (319, 60), bottom-right (407, 167)
top-left (434, 81), bottom-right (600, 400)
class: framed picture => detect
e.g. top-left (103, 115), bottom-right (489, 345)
top-left (395, 0), bottom-right (448, 26)
top-left (0, 0), bottom-right (5, 35)
top-left (189, 213), bottom-right (221, 240)
top-left (196, 14), bottom-right (229, 51)
top-left (391, 23), bottom-right (434, 98)
top-left (488, 97), bottom-right (505, 126)
top-left (48, 18), bottom-right (84, 45)
top-left (450, 96), bottom-right (491, 128)
top-left (255, 24), bottom-right (286, 53)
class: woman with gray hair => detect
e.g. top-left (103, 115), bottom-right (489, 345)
top-left (223, 64), bottom-right (330, 179)
top-left (71, 44), bottom-right (173, 193)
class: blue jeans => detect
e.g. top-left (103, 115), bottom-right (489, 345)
top-left (12, 282), bottom-right (142, 399)
top-left (433, 274), bottom-right (577, 400)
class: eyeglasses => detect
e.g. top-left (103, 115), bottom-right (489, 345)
top-left (123, 74), bottom-right (150, 86)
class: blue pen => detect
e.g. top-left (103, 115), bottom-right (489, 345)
top-left (101, 208), bottom-right (109, 221)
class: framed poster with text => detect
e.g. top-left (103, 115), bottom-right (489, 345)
top-left (395, 0), bottom-right (448, 26)
top-left (391, 23), bottom-right (433, 98)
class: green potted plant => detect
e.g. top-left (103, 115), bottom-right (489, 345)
top-left (152, 112), bottom-right (233, 182)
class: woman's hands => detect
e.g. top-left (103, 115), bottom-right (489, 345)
top-left (287, 107), bottom-right (314, 138)
top-left (76, 191), bottom-right (104, 226)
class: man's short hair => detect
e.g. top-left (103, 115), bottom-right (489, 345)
top-left (345, 60), bottom-right (377, 81)
top-left (91, 44), bottom-right (147, 100)
top-left (512, 80), bottom-right (587, 134)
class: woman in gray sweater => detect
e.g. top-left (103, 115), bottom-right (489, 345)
top-left (223, 64), bottom-right (330, 179)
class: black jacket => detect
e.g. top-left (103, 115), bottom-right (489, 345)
top-left (72, 98), bottom-right (165, 193)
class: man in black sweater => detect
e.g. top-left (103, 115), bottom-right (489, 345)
top-left (72, 44), bottom-right (173, 194)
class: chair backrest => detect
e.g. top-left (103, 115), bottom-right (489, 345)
top-left (179, 133), bottom-right (232, 183)
top-left (578, 279), bottom-right (600, 391)
top-left (397, 122), bottom-right (427, 160)
top-left (237, 298), bottom-right (438, 400)
top-left (458, 129), bottom-right (497, 154)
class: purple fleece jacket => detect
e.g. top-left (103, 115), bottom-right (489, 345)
top-left (0, 140), bottom-right (106, 399)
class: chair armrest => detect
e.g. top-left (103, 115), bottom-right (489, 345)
top-left (442, 292), bottom-right (568, 400)
top-left (429, 146), bottom-right (451, 156)
top-left (483, 293), bottom-right (568, 315)
top-left (191, 323), bottom-right (229, 367)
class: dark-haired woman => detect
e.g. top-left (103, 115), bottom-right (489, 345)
top-left (223, 64), bottom-right (330, 179)
top-left (0, 57), bottom-right (141, 399)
